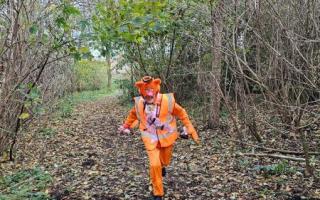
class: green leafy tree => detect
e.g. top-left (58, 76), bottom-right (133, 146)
top-left (91, 0), bottom-right (171, 88)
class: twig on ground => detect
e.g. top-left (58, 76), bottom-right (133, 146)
top-left (236, 152), bottom-right (306, 162)
top-left (229, 139), bottom-right (320, 155)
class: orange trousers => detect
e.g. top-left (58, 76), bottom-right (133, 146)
top-left (146, 145), bottom-right (174, 196)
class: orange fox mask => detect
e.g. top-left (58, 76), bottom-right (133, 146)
top-left (135, 76), bottom-right (161, 98)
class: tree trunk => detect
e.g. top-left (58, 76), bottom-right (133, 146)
top-left (107, 58), bottom-right (112, 88)
top-left (0, 0), bottom-right (20, 157)
top-left (208, 0), bottom-right (224, 128)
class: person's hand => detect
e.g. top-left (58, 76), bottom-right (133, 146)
top-left (193, 138), bottom-right (201, 145)
top-left (118, 124), bottom-right (131, 134)
top-left (179, 126), bottom-right (189, 139)
top-left (190, 131), bottom-right (200, 145)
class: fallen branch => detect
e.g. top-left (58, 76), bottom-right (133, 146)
top-left (229, 139), bottom-right (320, 155)
top-left (264, 148), bottom-right (320, 156)
top-left (236, 152), bottom-right (306, 162)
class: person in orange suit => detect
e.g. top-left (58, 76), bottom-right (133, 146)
top-left (118, 76), bottom-right (199, 200)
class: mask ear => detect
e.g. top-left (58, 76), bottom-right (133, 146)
top-left (135, 81), bottom-right (144, 89)
top-left (153, 78), bottom-right (161, 85)
top-left (152, 78), bottom-right (161, 93)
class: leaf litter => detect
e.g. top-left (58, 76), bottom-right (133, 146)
top-left (1, 96), bottom-right (319, 199)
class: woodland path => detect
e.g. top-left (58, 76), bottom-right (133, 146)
top-left (15, 95), bottom-right (318, 200)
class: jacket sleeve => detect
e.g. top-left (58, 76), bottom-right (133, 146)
top-left (172, 103), bottom-right (199, 142)
top-left (124, 107), bottom-right (138, 128)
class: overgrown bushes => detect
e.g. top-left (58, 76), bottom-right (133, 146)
top-left (73, 60), bottom-right (109, 91)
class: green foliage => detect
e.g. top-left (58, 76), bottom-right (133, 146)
top-left (29, 24), bottom-right (38, 34)
top-left (54, 2), bottom-right (80, 31)
top-left (219, 105), bottom-right (230, 120)
top-left (0, 167), bottom-right (52, 200)
top-left (57, 96), bottom-right (74, 118)
top-left (316, 169), bottom-right (320, 178)
top-left (237, 158), bottom-right (251, 169)
top-left (57, 86), bottom-right (116, 118)
top-left (55, 17), bottom-right (68, 29)
top-left (259, 188), bottom-right (273, 198)
top-left (211, 138), bottom-right (222, 149)
top-left (71, 87), bottom-right (115, 103)
top-left (269, 116), bottom-right (281, 124)
top-left (180, 97), bottom-right (207, 122)
top-left (254, 161), bottom-right (297, 176)
top-left (46, 1), bottom-right (91, 60)
top-left (114, 79), bottom-right (138, 105)
top-left (62, 4), bottom-right (80, 16)
top-left (91, 0), bottom-right (171, 58)
top-left (73, 60), bottom-right (109, 91)
top-left (38, 127), bottom-right (57, 139)
top-left (17, 83), bottom-right (45, 119)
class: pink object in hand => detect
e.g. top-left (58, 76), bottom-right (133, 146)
top-left (118, 125), bottom-right (131, 134)
top-left (123, 128), bottom-right (130, 134)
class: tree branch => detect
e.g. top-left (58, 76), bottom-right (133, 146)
top-left (236, 152), bottom-right (306, 162)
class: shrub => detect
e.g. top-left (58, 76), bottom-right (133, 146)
top-left (254, 161), bottom-right (297, 176)
top-left (0, 167), bottom-right (52, 200)
top-left (73, 60), bottom-right (109, 91)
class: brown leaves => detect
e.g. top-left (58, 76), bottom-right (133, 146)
top-left (5, 96), bottom-right (319, 199)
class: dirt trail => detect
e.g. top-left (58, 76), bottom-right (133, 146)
top-left (14, 96), bottom-right (319, 199)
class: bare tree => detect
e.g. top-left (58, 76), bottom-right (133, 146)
top-left (208, 0), bottom-right (224, 128)
top-left (0, 0), bottom-right (78, 160)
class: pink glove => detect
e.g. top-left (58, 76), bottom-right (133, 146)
top-left (118, 124), bottom-right (131, 134)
